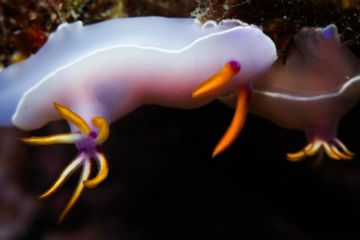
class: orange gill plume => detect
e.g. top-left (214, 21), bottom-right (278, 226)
top-left (287, 139), bottom-right (354, 162)
top-left (21, 102), bottom-right (109, 223)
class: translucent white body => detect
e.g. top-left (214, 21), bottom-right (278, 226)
top-left (0, 17), bottom-right (276, 130)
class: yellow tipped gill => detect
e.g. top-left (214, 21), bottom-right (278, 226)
top-left (287, 141), bottom-right (322, 161)
top-left (38, 154), bottom-right (84, 199)
top-left (323, 142), bottom-right (341, 160)
top-left (287, 139), bottom-right (353, 161)
top-left (21, 133), bottom-right (82, 145)
top-left (84, 152), bottom-right (109, 188)
top-left (334, 139), bottom-right (354, 156)
top-left (53, 102), bottom-right (91, 135)
top-left (192, 61), bottom-right (241, 98)
top-left (92, 116), bottom-right (109, 144)
top-left (304, 141), bottom-right (322, 156)
top-left (212, 86), bottom-right (250, 158)
top-left (58, 159), bottom-right (91, 224)
top-left (330, 145), bottom-right (352, 160)
top-left (286, 151), bottom-right (307, 162)
top-left (22, 102), bottom-right (112, 223)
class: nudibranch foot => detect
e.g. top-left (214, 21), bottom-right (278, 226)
top-left (192, 61), bottom-right (251, 157)
top-left (287, 139), bottom-right (354, 162)
top-left (21, 102), bottom-right (109, 223)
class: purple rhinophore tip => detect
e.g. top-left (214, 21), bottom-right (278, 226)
top-left (228, 60), bottom-right (241, 73)
top-left (90, 131), bottom-right (98, 139)
top-left (320, 24), bottom-right (340, 45)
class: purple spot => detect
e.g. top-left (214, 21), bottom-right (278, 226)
top-left (77, 136), bottom-right (98, 155)
top-left (90, 131), bottom-right (97, 139)
top-left (228, 60), bottom-right (241, 73)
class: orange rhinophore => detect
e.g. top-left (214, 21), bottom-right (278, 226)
top-left (192, 61), bottom-right (241, 98)
top-left (192, 60), bottom-right (252, 157)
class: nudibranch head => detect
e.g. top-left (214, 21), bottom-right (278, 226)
top-left (293, 24), bottom-right (351, 68)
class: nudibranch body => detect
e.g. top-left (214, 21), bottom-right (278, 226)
top-left (0, 17), bottom-right (276, 129)
top-left (238, 24), bottom-right (359, 161)
top-left (0, 17), bottom-right (277, 221)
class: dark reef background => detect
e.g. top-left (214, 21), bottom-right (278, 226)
top-left (0, 1), bottom-right (360, 239)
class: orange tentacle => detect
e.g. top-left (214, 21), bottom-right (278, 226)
top-left (192, 61), bottom-right (241, 98)
top-left (212, 86), bottom-right (251, 157)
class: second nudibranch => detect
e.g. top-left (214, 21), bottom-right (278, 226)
top-left (252, 24), bottom-right (360, 162)
top-left (221, 24), bottom-right (360, 162)
top-left (0, 17), bottom-right (277, 221)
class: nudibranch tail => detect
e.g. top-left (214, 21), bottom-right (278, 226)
top-left (192, 61), bottom-right (241, 98)
top-left (212, 86), bottom-right (251, 157)
top-left (21, 102), bottom-right (110, 223)
top-left (287, 139), bottom-right (354, 162)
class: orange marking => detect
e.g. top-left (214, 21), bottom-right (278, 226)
top-left (212, 86), bottom-right (250, 157)
top-left (192, 61), bottom-right (240, 98)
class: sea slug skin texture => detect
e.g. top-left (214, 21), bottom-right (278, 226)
top-left (0, 17), bottom-right (277, 221)
top-left (222, 24), bottom-right (360, 161)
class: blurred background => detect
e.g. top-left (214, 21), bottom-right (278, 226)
top-left (0, 0), bottom-right (360, 239)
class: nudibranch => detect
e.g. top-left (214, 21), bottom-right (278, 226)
top-left (0, 17), bottom-right (277, 221)
top-left (222, 24), bottom-right (360, 161)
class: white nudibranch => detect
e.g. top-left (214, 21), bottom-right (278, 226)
top-left (0, 17), bottom-right (277, 222)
